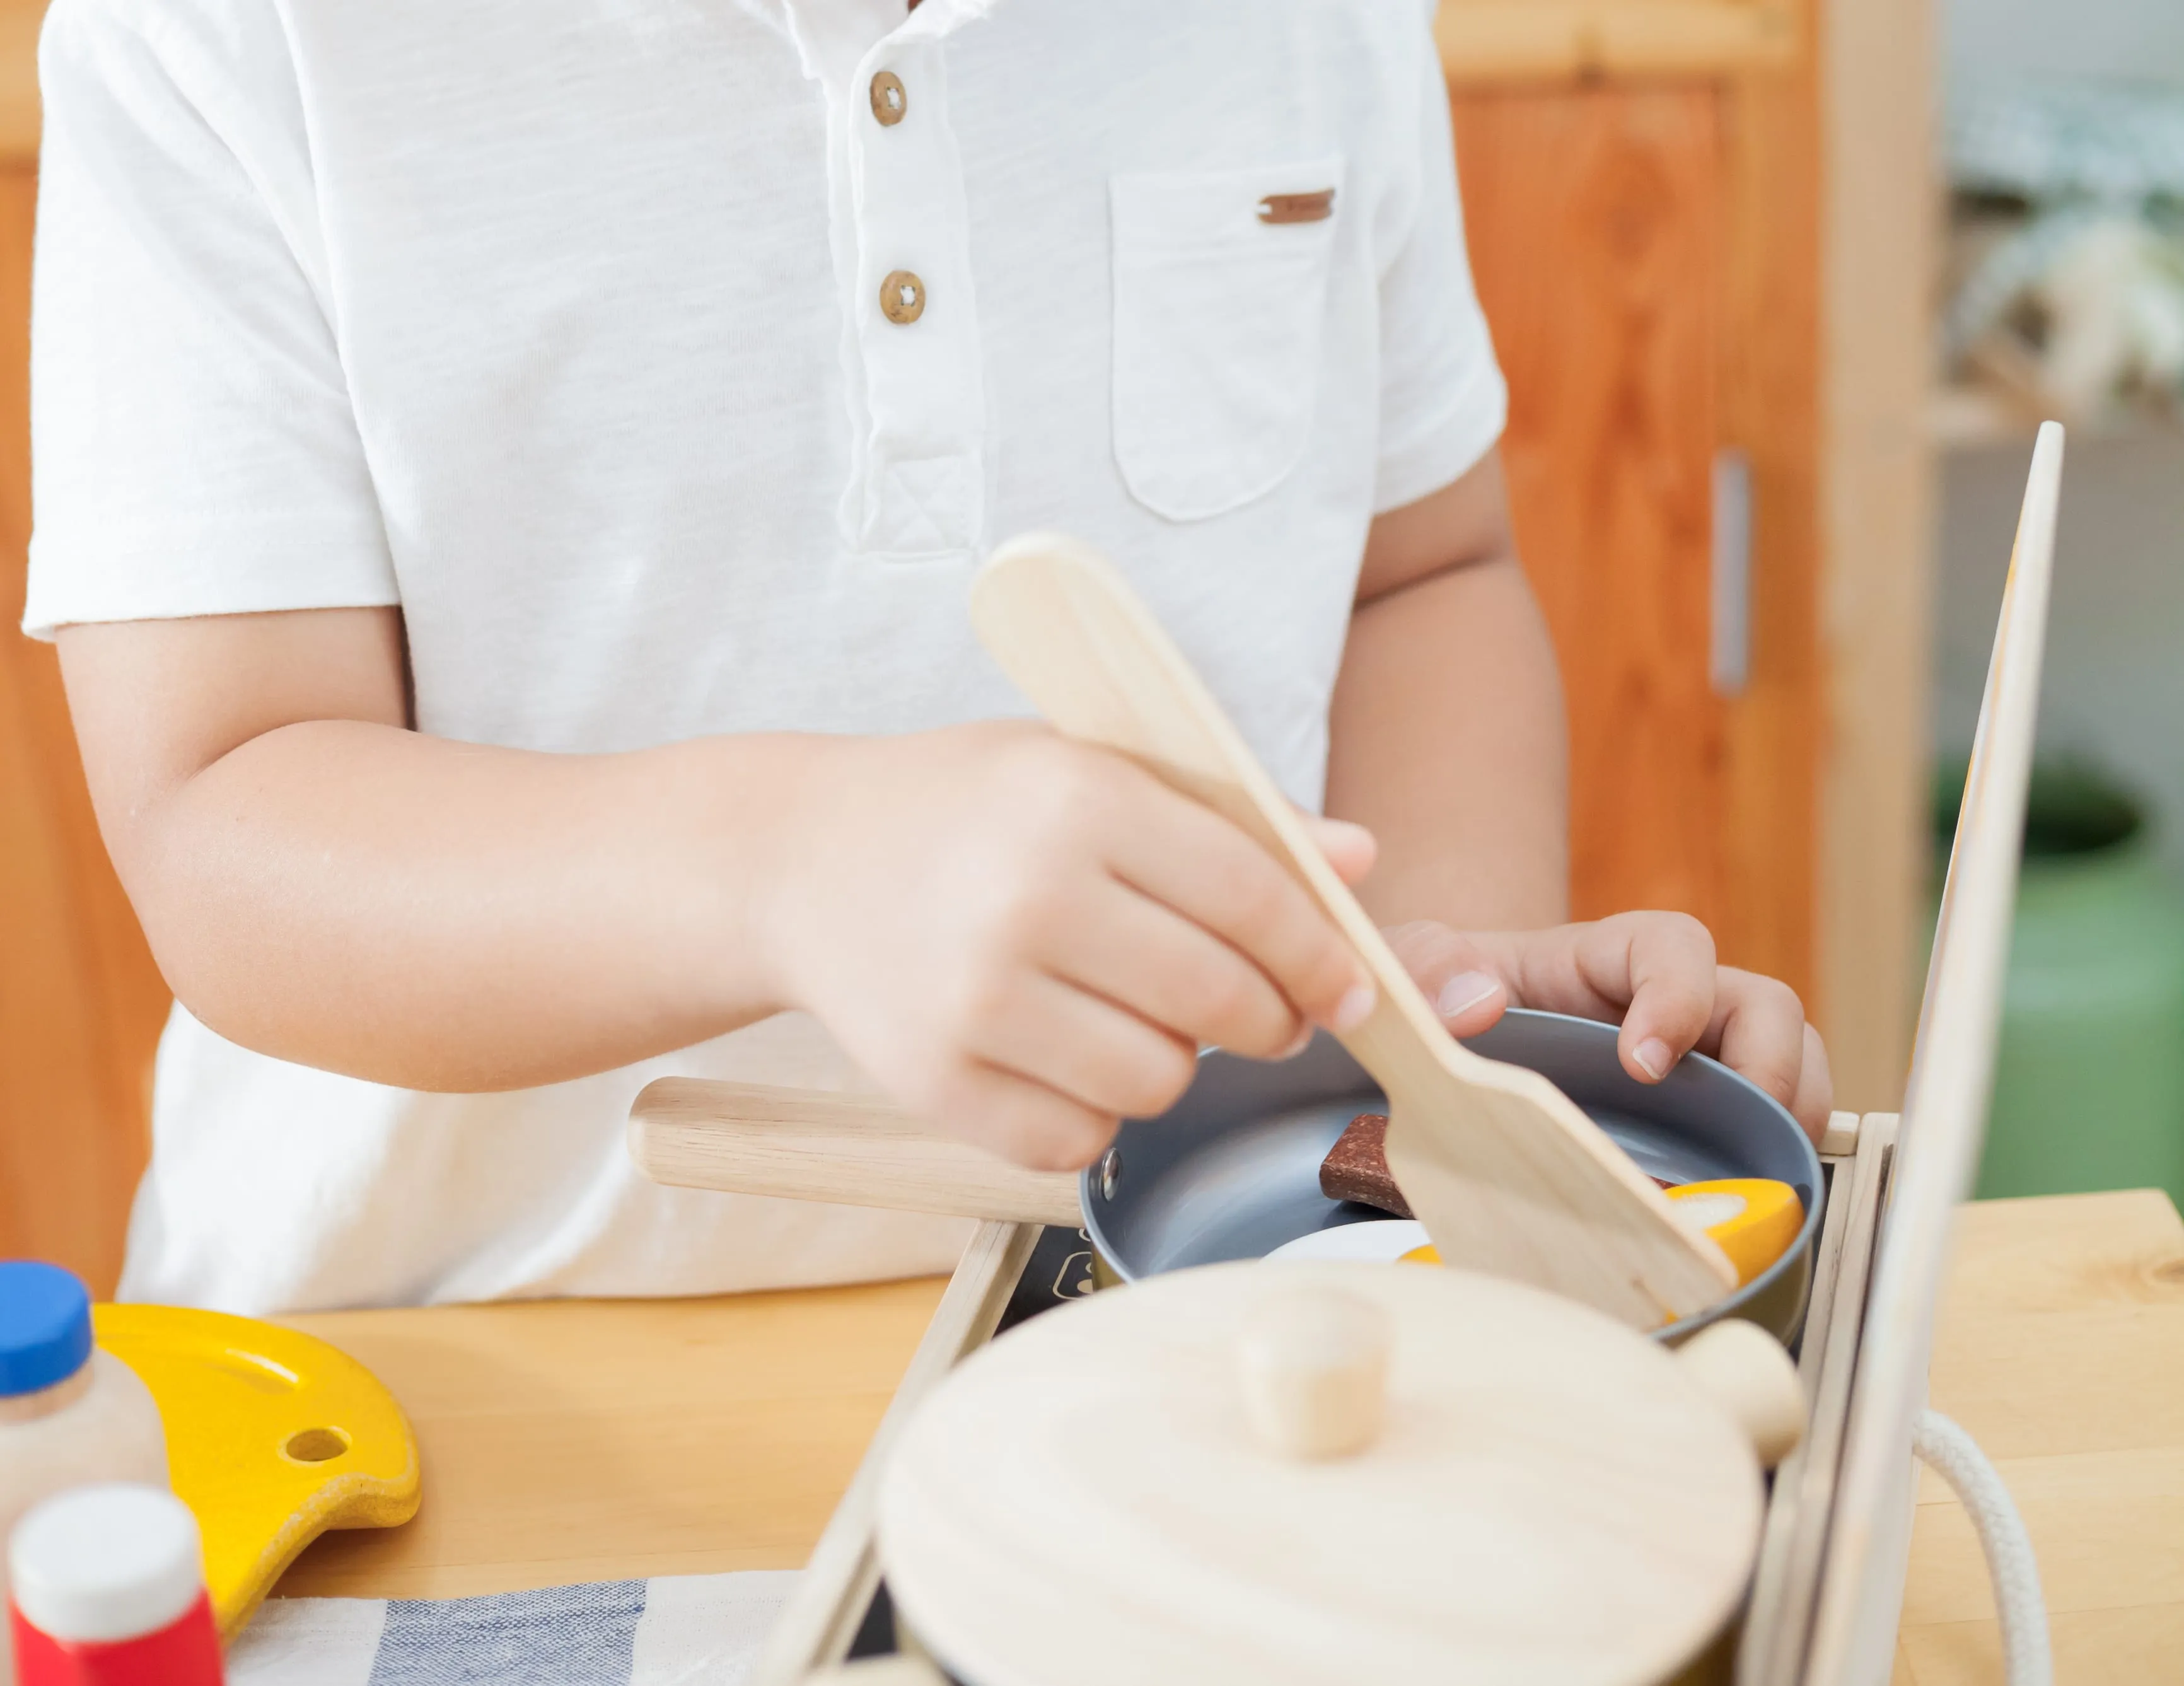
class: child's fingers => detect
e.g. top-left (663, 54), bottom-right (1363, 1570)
top-left (1582, 912), bottom-right (1719, 1083)
top-left (1786, 1022), bottom-right (1834, 1141)
top-left (1383, 920), bottom-right (1511, 1035)
top-left (1303, 813), bottom-right (1378, 887)
top-left (1699, 967), bottom-right (1811, 1113)
top-left (1045, 880), bottom-right (1310, 1059)
top-left (961, 968), bottom-right (1201, 1124)
top-left (920, 1057), bottom-right (1122, 1173)
top-left (1105, 779), bottom-right (1372, 1033)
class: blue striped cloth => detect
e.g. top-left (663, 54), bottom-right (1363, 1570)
top-left (228, 1571), bottom-right (799, 1685)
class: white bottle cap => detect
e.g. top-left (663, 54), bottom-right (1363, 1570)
top-left (7, 1483), bottom-right (205, 1643)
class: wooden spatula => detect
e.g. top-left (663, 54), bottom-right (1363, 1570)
top-left (970, 533), bottom-right (1736, 1328)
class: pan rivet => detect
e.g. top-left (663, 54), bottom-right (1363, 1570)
top-left (1098, 1146), bottom-right (1122, 1201)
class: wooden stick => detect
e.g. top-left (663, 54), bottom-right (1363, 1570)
top-left (1738, 1117), bottom-right (1864, 1680)
top-left (1808, 423), bottom-right (2064, 1683)
top-left (629, 1079), bottom-right (1083, 1230)
top-left (1675, 1318), bottom-right (1806, 1470)
top-left (1738, 1112), bottom-right (1898, 1685)
top-left (751, 1221), bottom-right (1042, 1686)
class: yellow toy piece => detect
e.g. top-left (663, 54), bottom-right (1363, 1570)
top-left (1400, 1180), bottom-right (1801, 1286)
top-left (1663, 1179), bottom-right (1804, 1286)
top-left (91, 1305), bottom-right (421, 1639)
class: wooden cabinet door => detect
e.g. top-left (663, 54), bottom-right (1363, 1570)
top-left (1451, 83), bottom-right (1818, 1001)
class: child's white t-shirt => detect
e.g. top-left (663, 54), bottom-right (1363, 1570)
top-left (23, 0), bottom-right (1508, 1312)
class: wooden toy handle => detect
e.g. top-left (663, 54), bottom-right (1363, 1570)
top-left (628, 1078), bottom-right (1084, 1229)
top-left (1674, 1318), bottom-right (1806, 1469)
top-left (1236, 1287), bottom-right (1390, 1460)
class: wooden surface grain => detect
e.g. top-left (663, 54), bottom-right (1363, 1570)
top-left (271, 1278), bottom-right (949, 1601)
top-left (1816, 0), bottom-right (1938, 1118)
top-left (1452, 67), bottom-right (1831, 1033)
top-left (1439, 0), bottom-right (1796, 85)
top-left (1718, 20), bottom-right (1826, 1052)
top-left (0, 1), bottom-right (38, 164)
top-left (1815, 427), bottom-right (2061, 1683)
top-left (261, 1191), bottom-right (2184, 1686)
top-left (1454, 89), bottom-right (1734, 947)
top-left (630, 1079), bottom-right (1083, 1230)
top-left (753, 1223), bottom-right (1038, 1685)
top-left (1893, 1190), bottom-right (2184, 1683)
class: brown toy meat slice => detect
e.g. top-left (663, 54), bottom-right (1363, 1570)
top-left (1320, 1110), bottom-right (1675, 1219)
top-left (1320, 1113), bottom-right (1410, 1217)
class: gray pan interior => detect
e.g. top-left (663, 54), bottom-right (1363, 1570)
top-left (1079, 1008), bottom-right (1825, 1343)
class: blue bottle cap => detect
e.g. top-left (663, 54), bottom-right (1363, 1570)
top-left (0, 1261), bottom-right (93, 1397)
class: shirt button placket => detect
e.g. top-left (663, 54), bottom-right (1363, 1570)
top-left (870, 67), bottom-right (920, 327)
top-left (851, 36), bottom-right (985, 558)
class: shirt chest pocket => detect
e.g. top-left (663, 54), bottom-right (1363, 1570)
top-left (1109, 158), bottom-right (1346, 523)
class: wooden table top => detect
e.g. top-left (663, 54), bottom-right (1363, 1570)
top-left (269, 1190), bottom-right (2184, 1682)
top-left (1893, 1189), bottom-right (2184, 1684)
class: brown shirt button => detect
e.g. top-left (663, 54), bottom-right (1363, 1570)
top-left (870, 71), bottom-right (907, 127)
top-left (880, 270), bottom-right (926, 325)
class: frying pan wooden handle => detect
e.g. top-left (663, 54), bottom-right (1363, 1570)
top-left (1675, 1318), bottom-right (1806, 1469)
top-left (629, 1078), bottom-right (1084, 1229)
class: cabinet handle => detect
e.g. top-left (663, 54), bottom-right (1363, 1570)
top-left (1712, 448), bottom-right (1753, 697)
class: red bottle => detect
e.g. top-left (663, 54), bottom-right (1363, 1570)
top-left (6, 1484), bottom-right (222, 1686)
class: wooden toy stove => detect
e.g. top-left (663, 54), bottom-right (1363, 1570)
top-left (630, 428), bottom-right (2069, 1686)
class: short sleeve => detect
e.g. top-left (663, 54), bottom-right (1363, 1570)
top-left (21, 0), bottom-right (398, 640)
top-left (1370, 24), bottom-right (1507, 515)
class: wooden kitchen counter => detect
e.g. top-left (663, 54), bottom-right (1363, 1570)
top-left (272, 1276), bottom-right (948, 1600)
top-left (1893, 1189), bottom-right (2184, 1683)
top-left (267, 1192), bottom-right (2184, 1682)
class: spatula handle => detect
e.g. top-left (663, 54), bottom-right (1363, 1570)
top-left (629, 1078), bottom-right (1084, 1229)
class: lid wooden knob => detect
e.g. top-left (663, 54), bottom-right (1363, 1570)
top-left (1674, 1318), bottom-right (1806, 1469)
top-left (1236, 1288), bottom-right (1388, 1460)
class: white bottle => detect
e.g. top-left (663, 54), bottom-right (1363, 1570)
top-left (0, 1264), bottom-right (167, 1686)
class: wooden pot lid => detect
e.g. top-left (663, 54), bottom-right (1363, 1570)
top-left (878, 1261), bottom-right (1778, 1686)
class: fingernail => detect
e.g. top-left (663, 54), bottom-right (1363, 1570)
top-left (1634, 1038), bottom-right (1674, 1081)
top-left (1435, 969), bottom-right (1502, 1020)
top-left (1277, 1023), bottom-right (1313, 1059)
top-left (1331, 979), bottom-right (1377, 1032)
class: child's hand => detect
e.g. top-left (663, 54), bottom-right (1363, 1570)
top-left (764, 723), bottom-right (1378, 1171)
top-left (1383, 915), bottom-right (1834, 1142)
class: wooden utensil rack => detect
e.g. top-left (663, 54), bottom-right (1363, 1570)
top-left (752, 1109), bottom-right (1895, 1686)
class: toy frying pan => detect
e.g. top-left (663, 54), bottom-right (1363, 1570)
top-left (630, 1007), bottom-right (1822, 1345)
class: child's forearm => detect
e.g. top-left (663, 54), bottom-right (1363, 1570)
top-left (107, 736), bottom-right (819, 1090)
top-left (57, 606), bottom-right (820, 1089)
top-left (1327, 461), bottom-right (1568, 932)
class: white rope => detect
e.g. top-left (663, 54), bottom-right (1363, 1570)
top-left (1912, 1409), bottom-right (2052, 1686)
